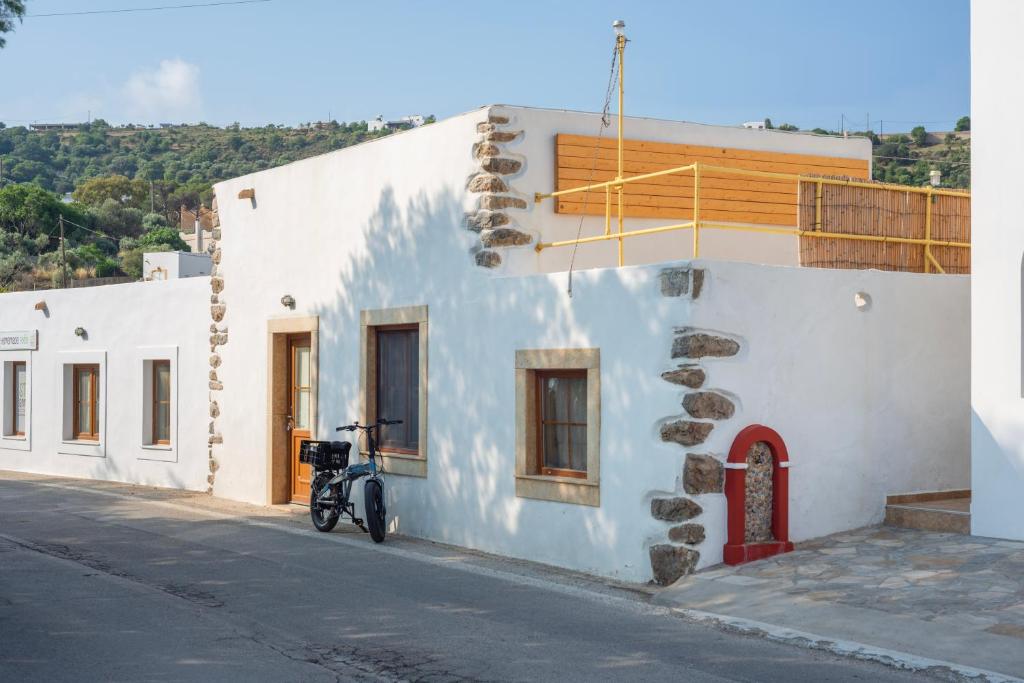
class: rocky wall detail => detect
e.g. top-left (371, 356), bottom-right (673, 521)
top-left (648, 266), bottom-right (739, 585)
top-left (466, 110), bottom-right (531, 268)
top-left (205, 194), bottom-right (225, 494)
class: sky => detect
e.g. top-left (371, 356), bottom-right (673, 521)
top-left (0, 0), bottom-right (970, 132)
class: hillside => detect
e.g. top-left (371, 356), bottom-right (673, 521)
top-left (0, 119), bottom-right (414, 291)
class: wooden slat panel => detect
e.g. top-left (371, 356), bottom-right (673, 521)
top-left (797, 180), bottom-right (971, 274)
top-left (555, 134), bottom-right (869, 226)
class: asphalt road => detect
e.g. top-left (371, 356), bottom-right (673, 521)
top-left (0, 475), bottom-right (935, 682)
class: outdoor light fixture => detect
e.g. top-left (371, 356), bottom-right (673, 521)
top-left (34, 300), bottom-right (46, 312)
top-left (280, 295), bottom-right (295, 309)
top-left (612, 19), bottom-right (625, 36)
top-left (74, 327), bottom-right (86, 337)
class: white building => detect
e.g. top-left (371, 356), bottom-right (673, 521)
top-left (143, 251), bottom-right (212, 281)
top-left (0, 103), bottom-right (974, 584)
top-left (970, 0), bottom-right (1024, 542)
top-left (367, 114), bottom-right (427, 133)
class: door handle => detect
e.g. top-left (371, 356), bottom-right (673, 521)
top-left (286, 415), bottom-right (294, 432)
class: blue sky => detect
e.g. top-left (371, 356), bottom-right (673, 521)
top-left (1, 0), bottom-right (970, 132)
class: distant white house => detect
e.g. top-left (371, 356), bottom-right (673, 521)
top-left (143, 251), bottom-right (212, 281)
top-left (367, 114), bottom-right (427, 133)
top-left (742, 121), bottom-right (766, 130)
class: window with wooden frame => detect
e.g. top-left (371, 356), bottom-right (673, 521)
top-left (360, 306), bottom-right (428, 478)
top-left (375, 325), bottom-right (419, 454)
top-left (535, 370), bottom-right (588, 478)
top-left (72, 363), bottom-right (99, 441)
top-left (515, 349), bottom-right (601, 507)
top-left (10, 361), bottom-right (26, 437)
top-left (151, 360), bottom-right (171, 445)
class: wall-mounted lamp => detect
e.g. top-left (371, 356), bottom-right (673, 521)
top-left (34, 300), bottom-right (47, 312)
top-left (280, 295), bottom-right (295, 309)
top-left (238, 188), bottom-right (255, 200)
top-left (74, 326), bottom-right (87, 337)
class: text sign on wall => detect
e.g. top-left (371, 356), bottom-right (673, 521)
top-left (0, 330), bottom-right (37, 351)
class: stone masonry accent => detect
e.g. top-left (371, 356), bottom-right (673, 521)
top-left (672, 331), bottom-right (740, 359)
top-left (651, 497), bottom-right (703, 522)
top-left (648, 269), bottom-right (744, 583)
top-left (682, 391), bottom-right (735, 420)
top-left (683, 454), bottom-right (725, 495)
top-left (205, 194), bottom-right (226, 493)
top-left (668, 523), bottom-right (706, 545)
top-left (659, 266), bottom-right (706, 299)
top-left (465, 110), bottom-right (530, 269)
top-left (660, 420), bottom-right (714, 447)
top-left (650, 544), bottom-right (700, 586)
top-left (661, 365), bottom-right (705, 388)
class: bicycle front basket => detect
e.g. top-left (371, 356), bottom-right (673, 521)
top-left (299, 440), bottom-right (350, 469)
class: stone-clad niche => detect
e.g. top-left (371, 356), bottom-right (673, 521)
top-left (745, 441), bottom-right (774, 543)
top-left (723, 424), bottom-right (794, 565)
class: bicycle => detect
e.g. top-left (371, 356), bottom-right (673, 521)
top-left (298, 418), bottom-right (399, 542)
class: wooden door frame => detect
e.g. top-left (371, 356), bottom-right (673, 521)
top-left (266, 316), bottom-right (318, 505)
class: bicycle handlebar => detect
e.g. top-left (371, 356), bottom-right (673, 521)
top-left (335, 418), bottom-right (403, 432)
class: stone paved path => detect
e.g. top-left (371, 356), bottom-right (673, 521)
top-left (657, 526), bottom-right (1024, 679)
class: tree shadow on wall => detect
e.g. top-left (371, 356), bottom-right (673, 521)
top-left (308, 182), bottom-right (684, 577)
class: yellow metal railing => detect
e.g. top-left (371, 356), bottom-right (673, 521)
top-left (534, 161), bottom-right (971, 274)
top-left (535, 23), bottom-right (970, 274)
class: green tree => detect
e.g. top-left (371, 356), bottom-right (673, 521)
top-left (89, 198), bottom-right (144, 238)
top-left (777, 123), bottom-right (799, 132)
top-left (955, 116), bottom-right (971, 132)
top-left (72, 174), bottom-right (149, 210)
top-left (0, 0), bottom-right (25, 48)
top-left (763, 118), bottom-right (774, 130)
top-left (911, 126), bottom-right (928, 146)
top-left (0, 183), bottom-right (85, 239)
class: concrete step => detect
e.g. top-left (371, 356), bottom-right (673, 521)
top-left (884, 489), bottom-right (971, 534)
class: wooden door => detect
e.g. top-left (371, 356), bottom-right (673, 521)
top-left (289, 335), bottom-right (313, 503)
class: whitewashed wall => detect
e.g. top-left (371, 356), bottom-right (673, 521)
top-left (0, 279), bottom-right (210, 491)
top-left (970, 0), bottom-right (1024, 541)
top-left (212, 107), bottom-right (966, 580)
top-left (685, 261), bottom-right (970, 561)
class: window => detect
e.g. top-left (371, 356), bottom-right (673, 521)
top-left (2, 359), bottom-right (29, 444)
top-left (152, 360), bottom-right (171, 445)
top-left (536, 370), bottom-right (588, 478)
top-left (73, 363), bottom-right (99, 441)
top-left (515, 349), bottom-right (601, 506)
top-left (376, 326), bottom-right (419, 453)
top-left (360, 306), bottom-right (428, 478)
top-left (10, 361), bottom-right (26, 436)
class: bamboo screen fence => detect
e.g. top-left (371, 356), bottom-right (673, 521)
top-left (797, 178), bottom-right (971, 274)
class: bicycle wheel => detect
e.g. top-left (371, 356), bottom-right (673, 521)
top-left (364, 478), bottom-right (386, 543)
top-left (310, 473), bottom-right (339, 532)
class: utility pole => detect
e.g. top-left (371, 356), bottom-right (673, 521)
top-left (58, 215), bottom-right (68, 288)
top-left (194, 204), bottom-right (202, 253)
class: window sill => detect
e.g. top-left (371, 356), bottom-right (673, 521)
top-left (1, 435), bottom-right (27, 441)
top-left (140, 444), bottom-right (173, 451)
top-left (362, 450), bottom-right (427, 478)
top-left (62, 439), bottom-right (101, 446)
top-left (515, 473), bottom-right (600, 507)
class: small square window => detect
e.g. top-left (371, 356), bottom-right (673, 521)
top-left (515, 349), bottom-right (600, 506)
top-left (535, 370), bottom-right (588, 478)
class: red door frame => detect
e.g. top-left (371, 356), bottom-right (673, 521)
top-left (723, 424), bottom-right (795, 565)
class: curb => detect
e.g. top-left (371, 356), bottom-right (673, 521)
top-left (670, 608), bottom-right (1022, 683)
